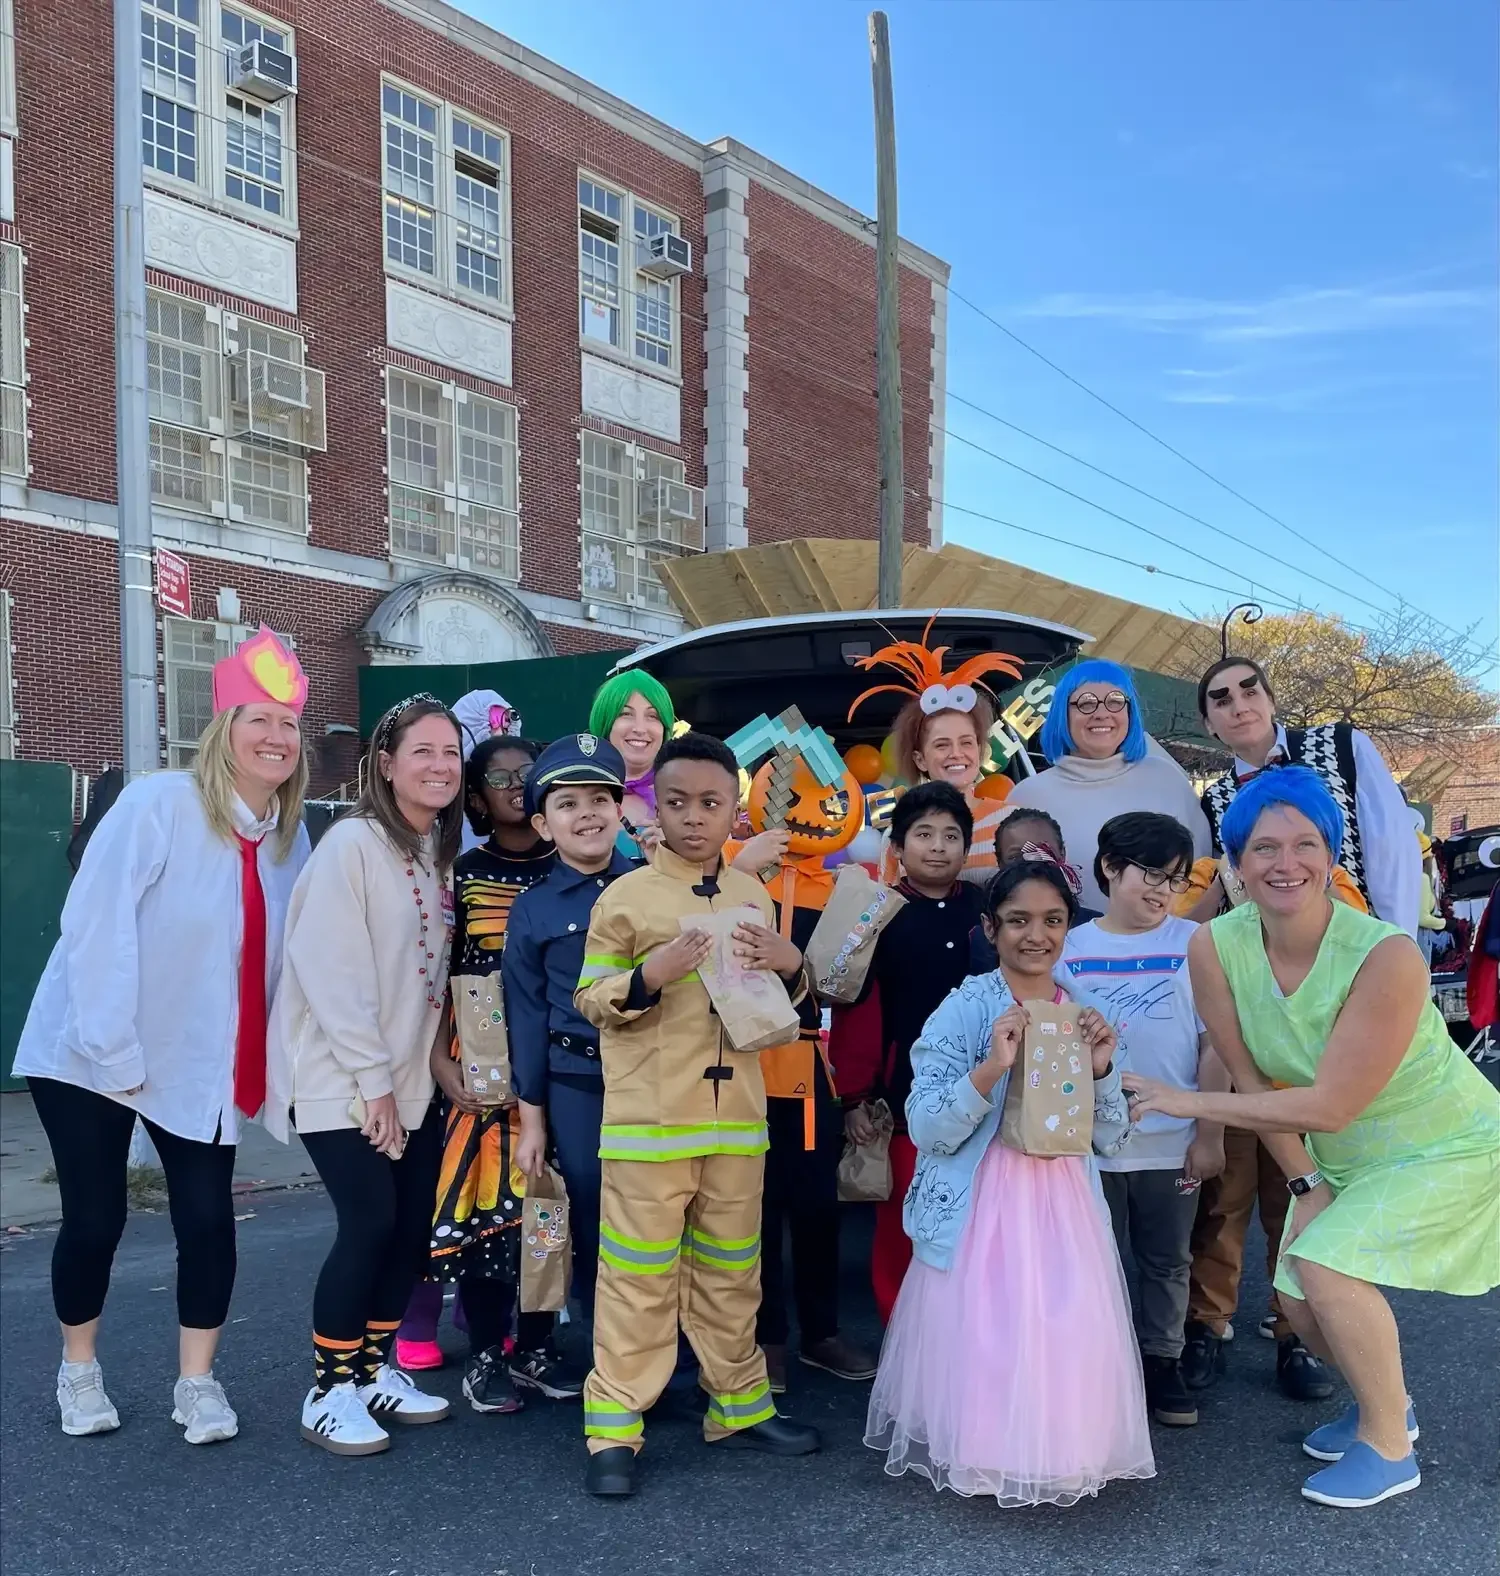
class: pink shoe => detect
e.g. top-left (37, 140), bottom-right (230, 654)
top-left (396, 1339), bottom-right (444, 1372)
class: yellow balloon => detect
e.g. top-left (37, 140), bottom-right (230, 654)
top-left (879, 733), bottom-right (903, 783)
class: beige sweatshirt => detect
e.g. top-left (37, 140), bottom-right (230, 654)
top-left (265, 814), bottom-right (452, 1141)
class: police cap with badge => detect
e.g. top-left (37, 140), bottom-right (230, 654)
top-left (524, 732), bottom-right (628, 818)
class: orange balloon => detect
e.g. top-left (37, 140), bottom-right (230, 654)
top-left (973, 773), bottom-right (1013, 804)
top-left (843, 743), bottom-right (883, 784)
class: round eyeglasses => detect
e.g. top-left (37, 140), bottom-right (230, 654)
top-left (1126, 859), bottom-right (1192, 894)
top-left (1069, 690), bottom-right (1129, 716)
top-left (484, 768), bottom-right (530, 789)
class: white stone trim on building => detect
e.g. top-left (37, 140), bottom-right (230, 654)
top-left (144, 190), bottom-right (298, 313)
top-left (928, 276), bottom-right (949, 548)
top-left (580, 353), bottom-right (681, 444)
top-left (702, 154), bottom-right (750, 553)
top-left (385, 279), bottom-right (514, 387)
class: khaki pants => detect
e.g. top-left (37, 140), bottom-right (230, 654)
top-left (1187, 1127), bottom-right (1293, 1341)
top-left (584, 1152), bottom-right (773, 1454)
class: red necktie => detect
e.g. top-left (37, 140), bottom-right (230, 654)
top-left (234, 834), bottom-right (268, 1119)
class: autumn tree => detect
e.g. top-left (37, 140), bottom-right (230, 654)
top-left (1167, 604), bottom-right (1498, 762)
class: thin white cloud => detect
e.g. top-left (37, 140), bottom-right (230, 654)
top-left (1022, 283), bottom-right (1493, 342)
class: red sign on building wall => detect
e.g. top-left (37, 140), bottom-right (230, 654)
top-left (155, 549), bottom-right (191, 618)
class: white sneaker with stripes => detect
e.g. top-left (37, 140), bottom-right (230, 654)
top-left (300, 1383), bottom-right (391, 1456)
top-left (357, 1364), bottom-right (450, 1426)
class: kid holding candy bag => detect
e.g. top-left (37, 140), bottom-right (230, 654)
top-left (865, 854), bottom-right (1155, 1507)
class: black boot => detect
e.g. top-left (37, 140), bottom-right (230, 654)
top-left (1277, 1337), bottom-right (1334, 1402)
top-left (585, 1445), bottom-right (636, 1497)
top-left (712, 1414), bottom-right (821, 1456)
top-left (1180, 1320), bottom-right (1227, 1391)
top-left (1142, 1355), bottom-right (1199, 1426)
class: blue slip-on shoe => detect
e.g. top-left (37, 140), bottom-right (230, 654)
top-left (1301, 1441), bottom-right (1421, 1508)
top-left (1303, 1400), bottom-right (1419, 1462)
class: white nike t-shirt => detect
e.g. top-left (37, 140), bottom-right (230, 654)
top-left (1062, 915), bottom-right (1205, 1172)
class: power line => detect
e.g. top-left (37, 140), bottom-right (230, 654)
top-left (946, 284), bottom-right (1491, 654)
top-left (945, 390), bottom-right (1412, 625)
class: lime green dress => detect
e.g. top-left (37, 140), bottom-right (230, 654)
top-left (1213, 900), bottom-right (1500, 1299)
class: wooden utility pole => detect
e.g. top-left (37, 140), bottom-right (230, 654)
top-left (869, 10), bottom-right (904, 609)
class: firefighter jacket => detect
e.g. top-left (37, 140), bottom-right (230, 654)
top-left (575, 843), bottom-right (808, 1162)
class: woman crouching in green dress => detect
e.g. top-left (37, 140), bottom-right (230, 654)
top-left (1123, 766), bottom-right (1499, 1510)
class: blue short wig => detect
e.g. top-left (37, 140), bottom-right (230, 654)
top-left (1039, 659), bottom-right (1148, 765)
top-left (1220, 765), bottom-right (1345, 868)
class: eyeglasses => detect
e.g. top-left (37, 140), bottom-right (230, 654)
top-left (484, 768), bottom-right (529, 789)
top-left (1069, 691), bottom-right (1128, 716)
top-left (1125, 858), bottom-right (1192, 894)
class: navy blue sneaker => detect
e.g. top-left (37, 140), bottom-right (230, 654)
top-left (1301, 1441), bottom-right (1420, 1508)
top-left (1303, 1399), bottom-right (1419, 1462)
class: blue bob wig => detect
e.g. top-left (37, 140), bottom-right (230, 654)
top-left (1220, 765), bottom-right (1345, 868)
top-left (1039, 659), bottom-right (1149, 765)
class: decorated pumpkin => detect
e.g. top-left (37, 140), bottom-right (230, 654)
top-left (748, 754), bottom-right (865, 857)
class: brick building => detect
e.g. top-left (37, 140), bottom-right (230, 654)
top-left (0, 0), bottom-right (949, 786)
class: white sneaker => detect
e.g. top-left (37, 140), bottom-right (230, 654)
top-left (172, 1373), bottom-right (239, 1444)
top-left (300, 1383), bottom-right (391, 1457)
top-left (357, 1364), bottom-right (451, 1426)
top-left (57, 1359), bottom-right (121, 1437)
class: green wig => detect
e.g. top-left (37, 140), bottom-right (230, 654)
top-left (587, 668), bottom-right (677, 742)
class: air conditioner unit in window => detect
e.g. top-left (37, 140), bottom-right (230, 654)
top-left (636, 232), bottom-right (692, 280)
top-left (636, 477), bottom-right (705, 553)
top-left (227, 349), bottom-right (328, 451)
top-left (232, 40), bottom-right (298, 102)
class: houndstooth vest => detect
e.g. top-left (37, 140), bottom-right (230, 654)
top-left (1201, 723), bottom-right (1365, 900)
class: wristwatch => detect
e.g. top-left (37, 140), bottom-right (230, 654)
top-left (1287, 1169), bottom-right (1325, 1197)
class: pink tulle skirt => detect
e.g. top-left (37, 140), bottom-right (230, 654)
top-left (865, 1137), bottom-right (1155, 1507)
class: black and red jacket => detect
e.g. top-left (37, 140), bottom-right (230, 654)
top-left (828, 880), bottom-right (984, 1133)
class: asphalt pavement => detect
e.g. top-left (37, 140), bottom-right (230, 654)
top-left (2, 1188), bottom-right (1496, 1576)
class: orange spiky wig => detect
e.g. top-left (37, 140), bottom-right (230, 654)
top-left (847, 616), bottom-right (1022, 722)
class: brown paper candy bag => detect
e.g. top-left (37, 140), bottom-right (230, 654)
top-left (805, 866), bottom-right (907, 1004)
top-left (999, 1000), bottom-right (1094, 1158)
top-left (451, 974), bottom-right (512, 1105)
top-left (837, 1098), bottom-right (895, 1202)
top-left (680, 906), bottom-right (803, 1055)
top-left (519, 1164), bottom-right (572, 1313)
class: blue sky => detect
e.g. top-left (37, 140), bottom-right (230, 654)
top-left (481, 0), bottom-right (1498, 667)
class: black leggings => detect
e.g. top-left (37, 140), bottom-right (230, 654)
top-left (30, 1076), bottom-right (238, 1329)
top-left (300, 1105), bottom-right (444, 1345)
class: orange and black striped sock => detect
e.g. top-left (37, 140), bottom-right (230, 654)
top-left (313, 1334), bottom-right (363, 1396)
top-left (359, 1319), bottom-right (402, 1384)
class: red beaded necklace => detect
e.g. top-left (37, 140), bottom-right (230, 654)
top-left (405, 855), bottom-right (451, 1010)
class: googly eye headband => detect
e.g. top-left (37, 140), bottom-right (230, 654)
top-left (846, 614), bottom-right (1024, 723)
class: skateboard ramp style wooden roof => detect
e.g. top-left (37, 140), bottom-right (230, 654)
top-left (654, 539), bottom-right (1204, 674)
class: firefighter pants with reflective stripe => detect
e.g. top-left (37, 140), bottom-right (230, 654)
top-left (584, 1153), bottom-right (773, 1453)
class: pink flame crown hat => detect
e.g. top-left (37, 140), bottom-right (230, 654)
top-left (211, 626), bottom-right (309, 716)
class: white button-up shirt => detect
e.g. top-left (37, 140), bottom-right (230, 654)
top-left (14, 771), bottom-right (310, 1142)
top-left (1235, 724), bottom-right (1420, 938)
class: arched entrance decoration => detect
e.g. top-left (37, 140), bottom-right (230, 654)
top-left (359, 572), bottom-right (556, 666)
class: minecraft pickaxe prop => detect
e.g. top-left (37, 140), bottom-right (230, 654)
top-left (725, 706), bottom-right (847, 879)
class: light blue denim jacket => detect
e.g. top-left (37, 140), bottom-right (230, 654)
top-left (903, 964), bottom-right (1133, 1271)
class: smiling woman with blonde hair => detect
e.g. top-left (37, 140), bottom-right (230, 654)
top-left (15, 626), bottom-right (312, 1447)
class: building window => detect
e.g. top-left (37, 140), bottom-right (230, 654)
top-left (385, 368), bottom-right (519, 580)
top-left (0, 242), bottom-right (26, 478)
top-left (579, 434), bottom-right (704, 611)
top-left (0, 589), bottom-right (14, 760)
top-left (1, 0), bottom-right (18, 136)
top-left (141, 1), bottom-right (298, 224)
top-left (146, 287), bottom-right (320, 532)
top-left (164, 615), bottom-right (287, 764)
top-left (382, 81), bottom-right (511, 312)
top-left (578, 177), bottom-right (680, 375)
